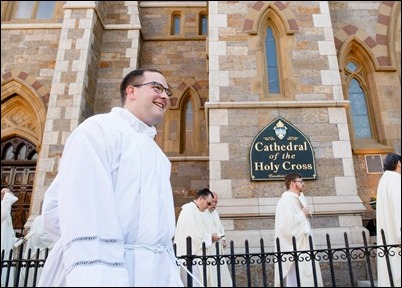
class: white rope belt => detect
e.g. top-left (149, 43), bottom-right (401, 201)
top-left (125, 244), bottom-right (170, 253)
top-left (124, 244), bottom-right (204, 287)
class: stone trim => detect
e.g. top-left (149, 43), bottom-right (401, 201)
top-left (334, 1), bottom-right (396, 69)
top-left (243, 1), bottom-right (298, 35)
top-left (205, 100), bottom-right (350, 109)
top-left (218, 195), bottom-right (366, 217)
top-left (169, 79), bottom-right (207, 109)
top-left (1, 69), bottom-right (49, 105)
top-left (1, 69), bottom-right (49, 146)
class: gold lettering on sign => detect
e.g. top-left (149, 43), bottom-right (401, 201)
top-left (250, 117), bottom-right (317, 180)
top-left (254, 141), bottom-right (308, 152)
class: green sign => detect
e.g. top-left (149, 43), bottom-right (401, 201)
top-left (250, 117), bottom-right (317, 181)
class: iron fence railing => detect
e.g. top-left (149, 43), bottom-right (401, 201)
top-left (1, 230), bottom-right (400, 287)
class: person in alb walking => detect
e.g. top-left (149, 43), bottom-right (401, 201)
top-left (376, 153), bottom-right (401, 287)
top-left (274, 173), bottom-right (323, 287)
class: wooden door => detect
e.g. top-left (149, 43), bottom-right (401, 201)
top-left (1, 136), bottom-right (37, 236)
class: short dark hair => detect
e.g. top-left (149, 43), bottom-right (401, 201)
top-left (196, 188), bottom-right (214, 200)
top-left (383, 153), bottom-right (401, 171)
top-left (284, 173), bottom-right (302, 190)
top-left (120, 68), bottom-right (164, 105)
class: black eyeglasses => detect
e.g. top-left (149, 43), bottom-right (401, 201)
top-left (133, 81), bottom-right (173, 97)
top-left (203, 197), bottom-right (212, 206)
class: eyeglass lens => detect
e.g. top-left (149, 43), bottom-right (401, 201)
top-left (133, 82), bottom-right (173, 97)
top-left (152, 82), bottom-right (173, 96)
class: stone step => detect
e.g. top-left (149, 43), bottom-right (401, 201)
top-left (357, 280), bottom-right (378, 287)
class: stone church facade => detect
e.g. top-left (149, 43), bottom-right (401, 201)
top-left (1, 1), bottom-right (401, 251)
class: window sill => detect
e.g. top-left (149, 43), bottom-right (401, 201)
top-left (352, 139), bottom-right (393, 154)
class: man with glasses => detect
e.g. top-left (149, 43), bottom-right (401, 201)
top-left (38, 69), bottom-right (183, 287)
top-left (202, 192), bottom-right (233, 287)
top-left (174, 188), bottom-right (221, 286)
top-left (274, 173), bottom-right (323, 287)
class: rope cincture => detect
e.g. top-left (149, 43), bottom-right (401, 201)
top-left (125, 244), bottom-right (205, 287)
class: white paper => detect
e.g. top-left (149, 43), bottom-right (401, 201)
top-left (299, 192), bottom-right (308, 208)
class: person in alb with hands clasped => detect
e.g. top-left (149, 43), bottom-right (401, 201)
top-left (274, 173), bottom-right (323, 287)
top-left (202, 192), bottom-right (233, 287)
top-left (1, 188), bottom-right (19, 287)
top-left (38, 69), bottom-right (183, 287)
top-left (1, 188), bottom-right (18, 255)
top-left (376, 153), bottom-right (401, 287)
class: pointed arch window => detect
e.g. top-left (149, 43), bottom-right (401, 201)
top-left (345, 61), bottom-right (373, 140)
top-left (265, 26), bottom-right (280, 93)
top-left (349, 79), bottom-right (372, 138)
top-left (182, 99), bottom-right (194, 153)
top-left (345, 61), bottom-right (374, 140)
top-left (16, 144), bottom-right (27, 160)
top-left (3, 143), bottom-right (14, 160)
top-left (171, 89), bottom-right (207, 156)
top-left (342, 59), bottom-right (392, 154)
top-left (1, 136), bottom-right (38, 162)
top-left (256, 12), bottom-right (289, 100)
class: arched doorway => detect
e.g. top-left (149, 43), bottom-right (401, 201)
top-left (1, 135), bottom-right (37, 236)
top-left (1, 70), bottom-right (49, 235)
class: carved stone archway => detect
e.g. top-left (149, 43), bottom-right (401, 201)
top-left (1, 70), bottom-right (48, 235)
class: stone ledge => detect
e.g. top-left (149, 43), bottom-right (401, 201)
top-left (218, 195), bottom-right (366, 217)
top-left (224, 226), bottom-right (370, 251)
top-left (357, 280), bottom-right (378, 287)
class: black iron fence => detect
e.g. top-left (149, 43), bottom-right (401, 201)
top-left (1, 230), bottom-right (400, 287)
top-left (1, 243), bottom-right (49, 288)
top-left (175, 230), bottom-right (400, 287)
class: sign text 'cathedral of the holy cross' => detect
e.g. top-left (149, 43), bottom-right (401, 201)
top-left (250, 117), bottom-right (317, 181)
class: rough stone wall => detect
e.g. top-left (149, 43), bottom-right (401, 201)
top-left (171, 160), bottom-right (209, 218)
top-left (1, 29), bottom-right (60, 90)
top-left (95, 29), bottom-right (132, 113)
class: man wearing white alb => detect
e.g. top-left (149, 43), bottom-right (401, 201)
top-left (38, 69), bottom-right (183, 287)
top-left (174, 188), bottom-right (220, 287)
top-left (202, 192), bottom-right (233, 287)
top-left (17, 214), bottom-right (54, 286)
top-left (376, 153), bottom-right (401, 287)
top-left (274, 173), bottom-right (323, 287)
top-left (1, 188), bottom-right (18, 287)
